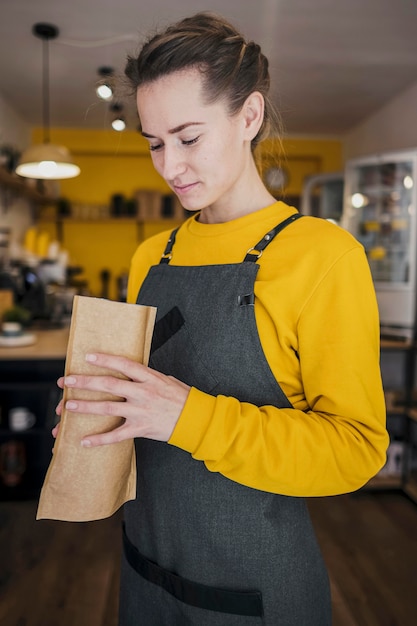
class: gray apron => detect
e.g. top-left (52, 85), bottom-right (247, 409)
top-left (119, 214), bottom-right (331, 625)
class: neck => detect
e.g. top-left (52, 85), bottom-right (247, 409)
top-left (199, 164), bottom-right (277, 225)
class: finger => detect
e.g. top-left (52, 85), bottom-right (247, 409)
top-left (52, 422), bottom-right (60, 439)
top-left (81, 423), bottom-right (134, 448)
top-left (85, 352), bottom-right (151, 381)
top-left (56, 398), bottom-right (64, 416)
top-left (63, 373), bottom-right (140, 400)
top-left (65, 397), bottom-right (128, 418)
top-left (57, 376), bottom-right (65, 389)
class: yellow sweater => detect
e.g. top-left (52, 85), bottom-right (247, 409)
top-left (128, 201), bottom-right (389, 497)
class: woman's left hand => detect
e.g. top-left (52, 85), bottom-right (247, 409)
top-left (57, 352), bottom-right (191, 448)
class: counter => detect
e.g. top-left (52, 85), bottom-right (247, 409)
top-left (0, 327), bottom-right (69, 499)
top-left (0, 328), bottom-right (70, 361)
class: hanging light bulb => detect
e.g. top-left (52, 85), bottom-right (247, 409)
top-left (112, 118), bottom-right (126, 131)
top-left (97, 84), bottom-right (113, 100)
top-left (110, 103), bottom-right (126, 131)
top-left (15, 23), bottom-right (80, 180)
top-left (96, 66), bottom-right (114, 101)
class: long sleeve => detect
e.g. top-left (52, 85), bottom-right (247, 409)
top-left (128, 203), bottom-right (389, 497)
top-left (168, 245), bottom-right (388, 496)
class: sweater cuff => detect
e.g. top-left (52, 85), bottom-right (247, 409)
top-left (168, 386), bottom-right (216, 453)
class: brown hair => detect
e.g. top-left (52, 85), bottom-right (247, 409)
top-left (125, 12), bottom-right (282, 149)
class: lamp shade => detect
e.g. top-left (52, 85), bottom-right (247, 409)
top-left (16, 143), bottom-right (80, 180)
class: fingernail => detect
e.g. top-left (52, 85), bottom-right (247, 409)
top-left (86, 353), bottom-right (97, 362)
top-left (81, 439), bottom-right (92, 448)
top-left (66, 401), bottom-right (77, 410)
top-left (65, 376), bottom-right (76, 385)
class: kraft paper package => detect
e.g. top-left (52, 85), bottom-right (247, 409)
top-left (37, 295), bottom-right (156, 522)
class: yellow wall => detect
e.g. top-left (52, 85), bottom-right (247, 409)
top-left (33, 127), bottom-right (170, 204)
top-left (33, 127), bottom-right (343, 299)
top-left (34, 128), bottom-right (343, 201)
top-left (259, 136), bottom-right (343, 197)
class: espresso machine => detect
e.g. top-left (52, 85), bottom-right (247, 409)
top-left (0, 260), bottom-right (47, 321)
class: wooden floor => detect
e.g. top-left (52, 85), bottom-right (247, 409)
top-left (0, 491), bottom-right (416, 625)
top-left (309, 491), bottom-right (417, 626)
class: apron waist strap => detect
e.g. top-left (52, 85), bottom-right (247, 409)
top-left (122, 523), bottom-right (263, 617)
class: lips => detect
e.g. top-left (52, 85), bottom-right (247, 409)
top-left (173, 182), bottom-right (199, 195)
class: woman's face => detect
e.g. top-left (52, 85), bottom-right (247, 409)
top-left (136, 68), bottom-right (255, 221)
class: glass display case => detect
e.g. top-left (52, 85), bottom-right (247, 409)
top-left (342, 149), bottom-right (417, 339)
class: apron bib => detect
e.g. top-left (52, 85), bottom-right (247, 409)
top-left (119, 214), bottom-right (331, 625)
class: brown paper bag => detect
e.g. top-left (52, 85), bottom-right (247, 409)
top-left (37, 295), bottom-right (156, 522)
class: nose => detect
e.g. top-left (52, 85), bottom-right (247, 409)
top-left (159, 144), bottom-right (186, 181)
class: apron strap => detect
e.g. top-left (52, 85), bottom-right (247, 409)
top-left (159, 227), bottom-right (180, 264)
top-left (159, 212), bottom-right (303, 265)
top-left (243, 212), bottom-right (303, 262)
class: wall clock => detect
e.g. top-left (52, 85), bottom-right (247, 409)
top-left (264, 165), bottom-right (289, 192)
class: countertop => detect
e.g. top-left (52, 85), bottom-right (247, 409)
top-left (0, 327), bottom-right (70, 360)
top-left (0, 328), bottom-right (411, 361)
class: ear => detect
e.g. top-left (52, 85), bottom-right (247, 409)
top-left (241, 91), bottom-right (265, 141)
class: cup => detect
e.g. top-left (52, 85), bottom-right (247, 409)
top-left (0, 440), bottom-right (26, 487)
top-left (2, 322), bottom-right (23, 337)
top-left (9, 407), bottom-right (36, 432)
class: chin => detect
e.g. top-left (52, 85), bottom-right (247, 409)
top-left (182, 205), bottom-right (202, 213)
top-left (178, 198), bottom-right (207, 213)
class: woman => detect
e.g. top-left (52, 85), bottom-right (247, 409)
top-left (57, 12), bottom-right (388, 625)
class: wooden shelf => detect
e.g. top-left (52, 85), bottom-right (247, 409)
top-left (406, 408), bottom-right (417, 423)
top-left (366, 475), bottom-right (403, 490)
top-left (37, 216), bottom-right (184, 224)
top-left (0, 167), bottom-right (55, 204)
top-left (380, 338), bottom-right (414, 350)
top-left (403, 479), bottom-right (417, 504)
top-left (386, 404), bottom-right (407, 416)
top-left (39, 217), bottom-right (139, 224)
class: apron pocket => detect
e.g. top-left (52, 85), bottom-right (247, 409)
top-left (122, 524), bottom-right (263, 618)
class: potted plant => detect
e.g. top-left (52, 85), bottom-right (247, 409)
top-left (1, 305), bottom-right (31, 335)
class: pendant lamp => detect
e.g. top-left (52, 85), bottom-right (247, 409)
top-left (96, 66), bottom-right (114, 101)
top-left (16, 23), bottom-right (80, 180)
top-left (110, 103), bottom-right (126, 131)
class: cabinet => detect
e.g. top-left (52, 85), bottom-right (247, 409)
top-left (342, 149), bottom-right (417, 340)
top-left (404, 412), bottom-right (417, 502)
top-left (3, 331), bottom-right (417, 502)
top-left (0, 329), bottom-right (68, 500)
top-left (368, 338), bottom-right (417, 504)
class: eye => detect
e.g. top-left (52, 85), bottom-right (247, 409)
top-left (149, 143), bottom-right (163, 152)
top-left (182, 136), bottom-right (200, 146)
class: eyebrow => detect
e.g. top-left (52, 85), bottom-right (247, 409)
top-left (141, 122), bottom-right (204, 139)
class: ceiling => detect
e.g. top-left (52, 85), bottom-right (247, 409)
top-left (1, 0), bottom-right (417, 137)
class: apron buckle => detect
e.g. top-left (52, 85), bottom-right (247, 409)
top-left (244, 246), bottom-right (263, 261)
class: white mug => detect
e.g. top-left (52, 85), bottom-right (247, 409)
top-left (2, 322), bottom-right (22, 337)
top-left (9, 407), bottom-right (36, 432)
